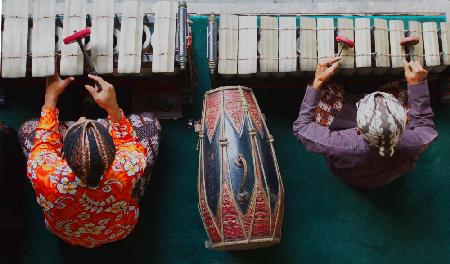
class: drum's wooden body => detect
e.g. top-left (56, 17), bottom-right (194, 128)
top-left (197, 86), bottom-right (284, 250)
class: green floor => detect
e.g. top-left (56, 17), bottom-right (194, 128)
top-left (1, 16), bottom-right (450, 263)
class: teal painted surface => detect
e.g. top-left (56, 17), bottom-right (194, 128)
top-left (223, 15), bottom-right (447, 30)
top-left (1, 15), bottom-right (450, 263)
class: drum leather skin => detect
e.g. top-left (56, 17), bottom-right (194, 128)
top-left (197, 86), bottom-right (284, 250)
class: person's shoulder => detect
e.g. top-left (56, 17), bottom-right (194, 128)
top-left (398, 128), bottom-right (438, 149)
top-left (104, 150), bottom-right (147, 183)
top-left (28, 150), bottom-right (65, 178)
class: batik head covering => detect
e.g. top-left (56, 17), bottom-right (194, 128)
top-left (63, 120), bottom-right (115, 187)
top-left (356, 92), bottom-right (407, 157)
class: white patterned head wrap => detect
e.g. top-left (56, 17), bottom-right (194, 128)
top-left (356, 92), bottom-right (407, 157)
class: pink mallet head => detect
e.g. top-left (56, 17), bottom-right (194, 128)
top-left (336, 36), bottom-right (355, 48)
top-left (63, 28), bottom-right (91, 45)
top-left (400, 35), bottom-right (419, 47)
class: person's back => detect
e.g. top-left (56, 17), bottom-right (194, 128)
top-left (316, 130), bottom-right (429, 187)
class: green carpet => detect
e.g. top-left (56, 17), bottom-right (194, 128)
top-left (1, 16), bottom-right (450, 264)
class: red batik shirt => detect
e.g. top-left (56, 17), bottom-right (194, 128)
top-left (27, 107), bottom-right (147, 248)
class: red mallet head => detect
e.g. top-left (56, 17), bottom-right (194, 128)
top-left (400, 35), bottom-right (420, 61)
top-left (63, 28), bottom-right (91, 45)
top-left (336, 35), bottom-right (355, 49)
top-left (400, 35), bottom-right (419, 47)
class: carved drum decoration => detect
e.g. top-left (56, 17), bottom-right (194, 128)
top-left (197, 86), bottom-right (284, 250)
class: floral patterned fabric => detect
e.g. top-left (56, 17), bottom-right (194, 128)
top-left (22, 107), bottom-right (159, 248)
top-left (19, 112), bottom-right (161, 202)
top-left (315, 82), bottom-right (346, 127)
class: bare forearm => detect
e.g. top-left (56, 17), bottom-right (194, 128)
top-left (107, 105), bottom-right (122, 123)
top-left (44, 93), bottom-right (59, 108)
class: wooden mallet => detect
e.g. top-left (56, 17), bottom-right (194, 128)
top-left (336, 35), bottom-right (355, 57)
top-left (400, 35), bottom-right (419, 62)
top-left (63, 28), bottom-right (102, 92)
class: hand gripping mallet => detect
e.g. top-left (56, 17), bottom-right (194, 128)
top-left (63, 28), bottom-right (102, 92)
top-left (400, 35), bottom-right (419, 62)
top-left (336, 35), bottom-right (355, 57)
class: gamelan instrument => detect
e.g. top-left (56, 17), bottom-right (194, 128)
top-left (1, 0), bottom-right (191, 78)
top-left (197, 86), bottom-right (284, 250)
top-left (206, 14), bottom-right (450, 75)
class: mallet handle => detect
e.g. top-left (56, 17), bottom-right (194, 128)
top-left (337, 45), bottom-right (344, 57)
top-left (408, 46), bottom-right (415, 62)
top-left (75, 38), bottom-right (102, 92)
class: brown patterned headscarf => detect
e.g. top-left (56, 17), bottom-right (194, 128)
top-left (356, 92), bottom-right (407, 157)
top-left (63, 120), bottom-right (115, 187)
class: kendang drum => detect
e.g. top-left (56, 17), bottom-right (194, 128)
top-left (197, 86), bottom-right (284, 250)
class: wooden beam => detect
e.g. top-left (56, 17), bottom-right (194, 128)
top-left (299, 17), bottom-right (317, 72)
top-left (238, 16), bottom-right (257, 74)
top-left (388, 20), bottom-right (405, 74)
top-left (60, 0), bottom-right (86, 76)
top-left (337, 18), bottom-right (355, 74)
top-left (373, 18), bottom-right (389, 75)
top-left (316, 18), bottom-right (334, 65)
top-left (2, 0), bottom-right (29, 78)
top-left (278, 16), bottom-right (297, 72)
top-left (152, 1), bottom-right (177, 73)
top-left (46, 1), bottom-right (448, 16)
top-left (117, 0), bottom-right (143, 74)
top-left (408, 21), bottom-right (424, 66)
top-left (354, 18), bottom-right (372, 75)
top-left (259, 16), bottom-right (279, 73)
top-left (91, 0), bottom-right (114, 74)
top-left (218, 14), bottom-right (238, 75)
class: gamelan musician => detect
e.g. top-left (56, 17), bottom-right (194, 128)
top-left (293, 57), bottom-right (438, 188)
top-left (18, 73), bottom-right (160, 248)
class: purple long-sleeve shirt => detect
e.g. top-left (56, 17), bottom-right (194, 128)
top-left (293, 81), bottom-right (438, 188)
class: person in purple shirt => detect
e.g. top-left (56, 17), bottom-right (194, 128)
top-left (293, 56), bottom-right (438, 188)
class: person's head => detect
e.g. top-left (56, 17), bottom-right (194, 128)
top-left (356, 92), bottom-right (407, 157)
top-left (63, 117), bottom-right (115, 187)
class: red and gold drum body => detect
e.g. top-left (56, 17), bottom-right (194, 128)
top-left (197, 86), bottom-right (284, 250)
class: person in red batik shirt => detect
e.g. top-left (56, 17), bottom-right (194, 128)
top-left (19, 73), bottom-right (160, 248)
